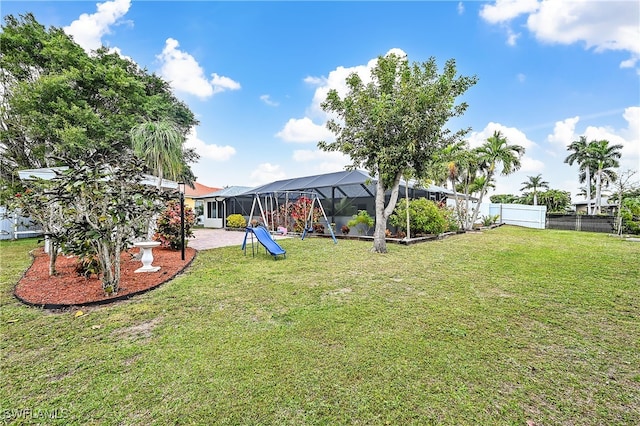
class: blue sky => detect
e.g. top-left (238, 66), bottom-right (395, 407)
top-left (3, 0), bottom-right (639, 200)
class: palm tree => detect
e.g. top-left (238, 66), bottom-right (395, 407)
top-left (469, 131), bottom-right (525, 228)
top-left (565, 136), bottom-right (594, 214)
top-left (588, 139), bottom-right (622, 214)
top-left (469, 175), bottom-right (495, 196)
top-left (130, 120), bottom-right (185, 189)
top-left (520, 174), bottom-right (549, 206)
top-left (577, 183), bottom-right (597, 199)
top-left (437, 141), bottom-right (471, 228)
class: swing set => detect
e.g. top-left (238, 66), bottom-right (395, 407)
top-left (247, 191), bottom-right (337, 244)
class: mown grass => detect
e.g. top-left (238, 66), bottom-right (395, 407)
top-left (1, 226), bottom-right (639, 425)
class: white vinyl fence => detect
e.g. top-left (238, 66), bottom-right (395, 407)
top-left (0, 206), bottom-right (43, 240)
top-left (489, 203), bottom-right (547, 229)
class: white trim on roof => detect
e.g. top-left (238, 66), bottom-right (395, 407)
top-left (18, 167), bottom-right (178, 189)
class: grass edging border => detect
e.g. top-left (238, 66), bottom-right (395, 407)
top-left (13, 249), bottom-right (198, 311)
top-left (309, 224), bottom-right (503, 244)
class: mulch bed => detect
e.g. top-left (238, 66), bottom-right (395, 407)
top-left (14, 246), bottom-right (196, 309)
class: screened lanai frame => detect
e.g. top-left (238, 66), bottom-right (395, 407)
top-left (245, 190), bottom-right (337, 242)
top-left (214, 170), bottom-right (454, 235)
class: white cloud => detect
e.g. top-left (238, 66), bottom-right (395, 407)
top-left (516, 73), bottom-right (526, 83)
top-left (479, 0), bottom-right (539, 24)
top-left (479, 0), bottom-right (538, 46)
top-left (527, 1), bottom-right (640, 55)
top-left (210, 73), bottom-right (241, 94)
top-left (582, 108), bottom-right (640, 172)
top-left (457, 2), bottom-right (465, 15)
top-left (621, 106), bottom-right (640, 146)
top-left (275, 117), bottom-right (334, 143)
top-left (260, 95), bottom-right (279, 107)
top-left (292, 149), bottom-right (350, 173)
top-left (480, 0), bottom-right (640, 68)
top-left (64, 0), bottom-right (131, 53)
top-left (506, 28), bottom-right (520, 46)
top-left (306, 48), bottom-right (406, 119)
top-left (545, 107), bottom-right (640, 172)
top-left (547, 116), bottom-right (580, 149)
top-left (157, 38), bottom-right (240, 99)
top-left (520, 156), bottom-right (545, 173)
top-left (277, 48), bottom-right (407, 143)
top-left (473, 109), bottom-right (639, 199)
top-left (250, 163), bottom-right (286, 186)
top-left (467, 122), bottom-right (537, 150)
top-left (184, 128), bottom-right (236, 161)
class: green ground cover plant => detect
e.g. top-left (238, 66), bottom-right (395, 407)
top-left (1, 226), bottom-right (639, 425)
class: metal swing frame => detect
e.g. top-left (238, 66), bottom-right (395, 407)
top-left (247, 191), bottom-right (337, 244)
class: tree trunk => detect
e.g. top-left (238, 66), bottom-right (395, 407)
top-left (404, 176), bottom-right (410, 240)
top-left (469, 171), bottom-right (493, 229)
top-left (372, 174), bottom-right (401, 253)
top-left (616, 195), bottom-right (623, 235)
top-left (450, 177), bottom-right (464, 229)
top-left (585, 166), bottom-right (592, 215)
top-left (48, 240), bottom-right (59, 276)
top-left (98, 240), bottom-right (117, 294)
top-left (464, 180), bottom-right (472, 230)
top-left (594, 169), bottom-right (602, 215)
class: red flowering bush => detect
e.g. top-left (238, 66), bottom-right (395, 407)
top-left (153, 200), bottom-right (196, 250)
top-left (288, 196), bottom-right (320, 233)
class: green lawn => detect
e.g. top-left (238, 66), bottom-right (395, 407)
top-left (1, 226), bottom-right (639, 425)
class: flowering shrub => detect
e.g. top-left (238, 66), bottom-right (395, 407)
top-left (226, 214), bottom-right (247, 229)
top-left (287, 196), bottom-right (320, 233)
top-left (154, 200), bottom-right (196, 249)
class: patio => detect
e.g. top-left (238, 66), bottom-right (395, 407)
top-left (188, 228), bottom-right (289, 251)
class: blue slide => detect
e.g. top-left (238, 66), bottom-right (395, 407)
top-left (242, 226), bottom-right (286, 259)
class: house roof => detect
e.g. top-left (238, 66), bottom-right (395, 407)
top-left (185, 182), bottom-right (221, 198)
top-left (238, 169), bottom-right (456, 199)
top-left (244, 170), bottom-right (376, 196)
top-left (572, 197), bottom-right (615, 207)
top-left (197, 186), bottom-right (254, 199)
top-left (17, 167), bottom-right (179, 189)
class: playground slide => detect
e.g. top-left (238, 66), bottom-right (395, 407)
top-left (243, 226), bottom-right (286, 259)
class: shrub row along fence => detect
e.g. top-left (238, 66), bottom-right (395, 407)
top-left (546, 214), bottom-right (615, 233)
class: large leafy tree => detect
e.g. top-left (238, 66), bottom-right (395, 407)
top-left (0, 13), bottom-right (89, 186)
top-left (469, 131), bottom-right (525, 227)
top-left (537, 189), bottom-right (571, 213)
top-left (319, 53), bottom-right (477, 252)
top-left (564, 136), bottom-right (594, 214)
top-left (1, 13), bottom-right (199, 292)
top-left (0, 13), bottom-right (198, 198)
top-left (520, 174), bottom-right (549, 206)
